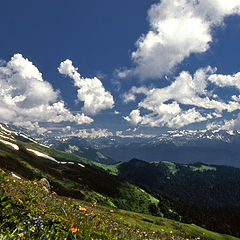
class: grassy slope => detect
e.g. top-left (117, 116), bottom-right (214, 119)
top-left (0, 171), bottom-right (238, 240)
top-left (0, 127), bottom-right (168, 217)
top-left (0, 125), bottom-right (239, 239)
top-left (98, 159), bottom-right (240, 237)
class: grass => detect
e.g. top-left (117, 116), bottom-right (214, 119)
top-left (0, 170), bottom-right (239, 240)
top-left (91, 162), bottom-right (120, 175)
top-left (0, 139), bottom-right (166, 216)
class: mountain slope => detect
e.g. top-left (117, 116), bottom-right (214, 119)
top-left (1, 170), bottom-right (238, 240)
top-left (1, 123), bottom-right (240, 238)
top-left (106, 159), bottom-right (240, 236)
top-left (55, 142), bottom-right (116, 165)
top-left (0, 123), bottom-right (171, 216)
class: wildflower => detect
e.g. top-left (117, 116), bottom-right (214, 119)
top-left (110, 209), bottom-right (114, 213)
top-left (30, 226), bottom-right (36, 232)
top-left (161, 229), bottom-right (165, 232)
top-left (69, 227), bottom-right (79, 233)
top-left (33, 181), bottom-right (37, 185)
top-left (79, 206), bottom-right (87, 211)
top-left (19, 181), bottom-right (23, 185)
top-left (18, 233), bottom-right (24, 238)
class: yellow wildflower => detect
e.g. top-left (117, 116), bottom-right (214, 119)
top-left (30, 226), bottom-right (36, 232)
top-left (18, 233), bottom-right (24, 238)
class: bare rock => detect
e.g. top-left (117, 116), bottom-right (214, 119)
top-left (39, 178), bottom-right (51, 193)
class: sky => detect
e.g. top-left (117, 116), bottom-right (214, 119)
top-left (1, 0), bottom-right (240, 138)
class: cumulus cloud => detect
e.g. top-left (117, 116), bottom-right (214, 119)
top-left (13, 121), bottom-right (48, 135)
top-left (123, 86), bottom-right (150, 103)
top-left (66, 128), bottom-right (114, 139)
top-left (58, 59), bottom-right (114, 115)
top-left (119, 0), bottom-right (240, 80)
top-left (124, 67), bottom-right (240, 128)
top-left (124, 103), bottom-right (208, 128)
top-left (206, 115), bottom-right (240, 131)
top-left (138, 67), bottom-right (240, 113)
top-left (208, 72), bottom-right (240, 89)
top-left (124, 109), bottom-right (142, 125)
top-left (0, 54), bottom-right (93, 127)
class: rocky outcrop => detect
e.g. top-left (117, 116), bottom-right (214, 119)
top-left (39, 178), bottom-right (51, 193)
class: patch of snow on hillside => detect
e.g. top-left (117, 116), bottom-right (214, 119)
top-left (78, 163), bottom-right (85, 168)
top-left (19, 133), bottom-right (50, 148)
top-left (11, 173), bottom-right (22, 179)
top-left (0, 134), bottom-right (16, 141)
top-left (26, 148), bottom-right (58, 163)
top-left (0, 139), bottom-right (19, 150)
top-left (0, 124), bottom-right (17, 135)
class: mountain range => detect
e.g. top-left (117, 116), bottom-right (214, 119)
top-left (1, 123), bottom-right (240, 238)
top-left (40, 129), bottom-right (240, 168)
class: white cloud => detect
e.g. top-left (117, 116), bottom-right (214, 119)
top-left (206, 116), bottom-right (240, 131)
top-left (119, 0), bottom-right (240, 80)
top-left (208, 72), bottom-right (240, 89)
top-left (139, 68), bottom-right (240, 113)
top-left (124, 67), bottom-right (240, 128)
top-left (124, 103), bottom-right (208, 128)
top-left (58, 59), bottom-right (114, 115)
top-left (0, 54), bottom-right (93, 126)
top-left (67, 128), bottom-right (113, 139)
top-left (124, 109), bottom-right (142, 125)
top-left (123, 86), bottom-right (150, 103)
top-left (13, 121), bottom-right (48, 135)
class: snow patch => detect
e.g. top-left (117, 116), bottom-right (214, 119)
top-left (11, 173), bottom-right (22, 179)
top-left (0, 134), bottom-right (16, 141)
top-left (26, 148), bottom-right (58, 163)
top-left (19, 133), bottom-right (50, 148)
top-left (78, 163), bottom-right (85, 168)
top-left (0, 139), bottom-right (19, 150)
top-left (0, 124), bottom-right (17, 135)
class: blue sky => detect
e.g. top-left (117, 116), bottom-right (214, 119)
top-left (1, 0), bottom-right (240, 138)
